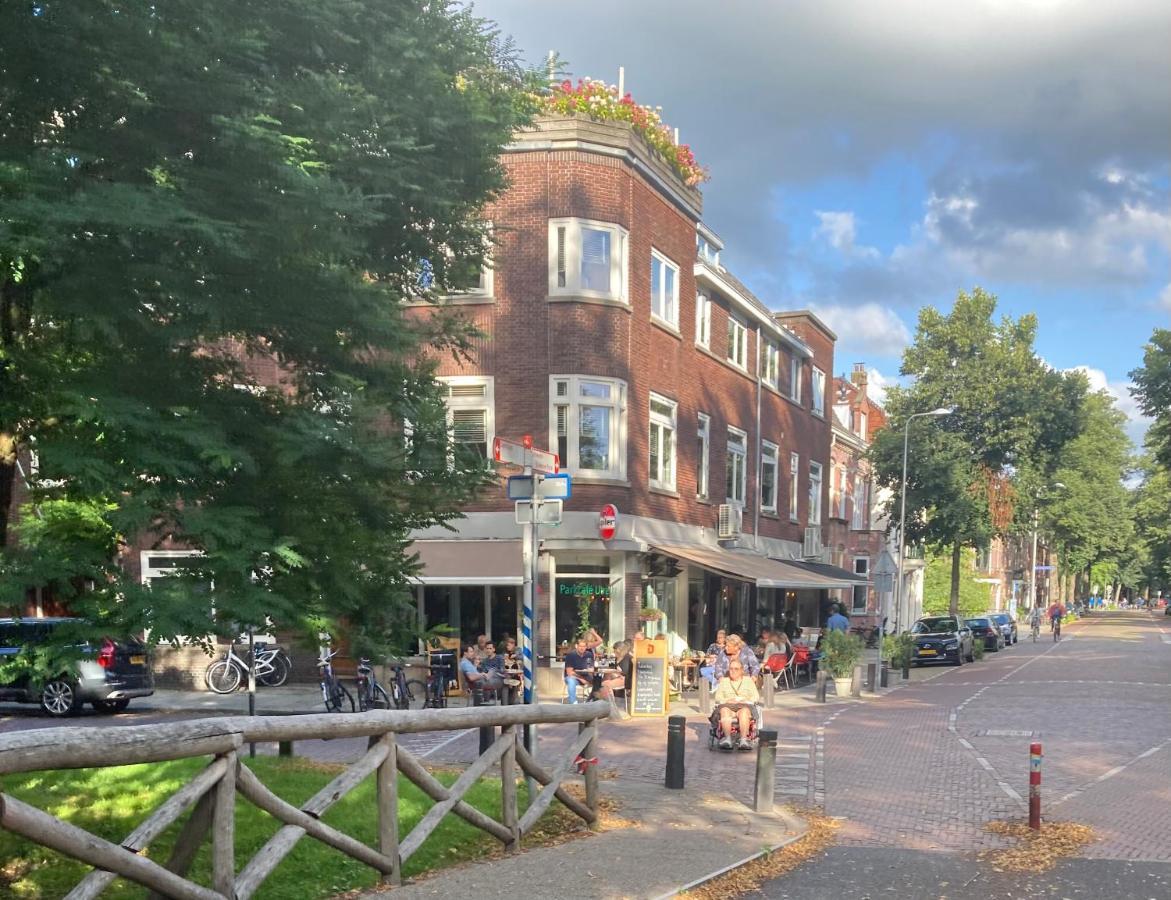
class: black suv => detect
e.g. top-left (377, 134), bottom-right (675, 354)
top-left (910, 616), bottom-right (974, 666)
top-left (0, 617), bottom-right (154, 716)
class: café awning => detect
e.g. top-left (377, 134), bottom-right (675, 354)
top-left (775, 559), bottom-right (872, 589)
top-left (648, 541), bottom-right (864, 590)
top-left (408, 540), bottom-right (523, 585)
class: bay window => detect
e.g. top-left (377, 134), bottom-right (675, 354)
top-left (551, 376), bottom-right (627, 480)
top-left (548, 218), bottom-right (629, 302)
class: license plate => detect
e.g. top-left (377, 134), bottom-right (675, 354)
top-left (129, 655), bottom-right (146, 666)
top-left (918, 649), bottom-right (937, 656)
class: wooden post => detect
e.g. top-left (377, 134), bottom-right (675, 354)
top-left (376, 732), bottom-right (401, 884)
top-left (211, 751), bottom-right (236, 897)
top-left (500, 726), bottom-right (520, 851)
top-left (761, 672), bottom-right (775, 708)
top-left (850, 665), bottom-right (863, 698)
top-left (580, 720), bottom-right (598, 821)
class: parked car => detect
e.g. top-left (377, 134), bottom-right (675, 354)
top-left (0, 617), bottom-right (154, 717)
top-left (988, 612), bottom-right (1018, 645)
top-left (910, 616), bottom-right (974, 666)
top-left (966, 617), bottom-right (1005, 652)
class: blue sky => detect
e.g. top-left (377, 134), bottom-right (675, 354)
top-left (474, 0), bottom-right (1170, 445)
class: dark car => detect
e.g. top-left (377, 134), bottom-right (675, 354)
top-left (0, 617), bottom-right (154, 717)
top-left (910, 616), bottom-right (974, 666)
top-left (966, 617), bottom-right (1005, 652)
top-left (988, 612), bottom-right (1018, 645)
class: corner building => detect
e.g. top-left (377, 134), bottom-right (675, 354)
top-left (406, 115), bottom-right (867, 687)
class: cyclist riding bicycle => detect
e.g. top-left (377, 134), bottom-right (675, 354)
top-left (1047, 601), bottom-right (1065, 625)
top-left (1027, 605), bottom-right (1043, 633)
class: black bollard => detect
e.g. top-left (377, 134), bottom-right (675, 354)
top-left (902, 663), bottom-right (911, 681)
top-left (815, 669), bottom-right (828, 703)
top-left (665, 715), bottom-right (686, 789)
top-left (754, 730), bottom-right (778, 813)
top-left (880, 663), bottom-right (890, 688)
top-left (866, 662), bottom-right (878, 693)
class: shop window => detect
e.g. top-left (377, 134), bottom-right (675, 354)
top-left (554, 575), bottom-right (613, 652)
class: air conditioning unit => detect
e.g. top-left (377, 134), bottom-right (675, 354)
top-left (718, 504), bottom-right (743, 539)
top-left (802, 526), bottom-right (823, 559)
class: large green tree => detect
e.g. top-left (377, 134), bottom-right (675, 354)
top-left (870, 289), bottom-right (1085, 614)
top-left (1131, 329), bottom-right (1171, 469)
top-left (0, 2), bottom-right (535, 654)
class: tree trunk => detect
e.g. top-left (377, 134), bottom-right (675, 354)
top-left (949, 542), bottom-right (961, 616)
top-left (0, 444), bottom-right (15, 549)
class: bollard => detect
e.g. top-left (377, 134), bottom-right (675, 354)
top-left (665, 715), bottom-right (686, 789)
top-left (473, 688), bottom-right (495, 754)
top-left (278, 740), bottom-right (293, 758)
top-left (850, 665), bottom-right (863, 698)
top-left (699, 677), bottom-right (712, 716)
top-left (902, 663), bottom-right (910, 681)
top-left (1029, 741), bottom-right (1043, 829)
top-left (761, 672), bottom-right (775, 709)
top-left (754, 730), bottom-right (778, 813)
top-left (866, 661), bottom-right (878, 693)
top-left (815, 669), bottom-right (828, 703)
top-left (880, 663), bottom-right (890, 688)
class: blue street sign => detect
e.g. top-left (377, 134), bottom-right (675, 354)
top-left (1034, 565), bottom-right (1055, 571)
top-left (507, 472), bottom-right (571, 501)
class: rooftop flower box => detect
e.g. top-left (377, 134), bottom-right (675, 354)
top-left (542, 79), bottom-right (709, 188)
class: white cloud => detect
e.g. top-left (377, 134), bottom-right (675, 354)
top-left (810, 302), bottom-right (911, 358)
top-left (864, 367), bottom-right (893, 408)
top-left (814, 211), bottom-right (879, 259)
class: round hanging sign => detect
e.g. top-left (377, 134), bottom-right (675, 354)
top-left (598, 503), bottom-right (618, 541)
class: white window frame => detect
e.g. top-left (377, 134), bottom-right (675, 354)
top-left (835, 466), bottom-right (848, 519)
top-left (697, 413), bottom-right (711, 499)
top-left (790, 356), bottom-right (803, 403)
top-left (726, 426), bottom-right (747, 507)
top-left (812, 367), bottom-right (826, 416)
top-left (809, 460), bottom-right (823, 526)
top-left (549, 375), bottom-right (628, 481)
top-left (760, 442), bottom-right (779, 513)
top-left (852, 478), bottom-right (868, 530)
top-left (648, 392), bottom-right (677, 490)
top-left (650, 250), bottom-right (680, 329)
top-left (548, 217), bottom-right (629, 303)
top-left (695, 292), bottom-right (712, 348)
top-left (762, 340), bottom-right (780, 388)
top-left (439, 375), bottom-right (495, 462)
top-left (789, 452), bottom-right (800, 521)
top-left (857, 409), bottom-right (868, 440)
top-left (852, 557), bottom-right (870, 612)
top-left (727, 315), bottom-right (748, 370)
top-left (442, 223), bottom-right (494, 300)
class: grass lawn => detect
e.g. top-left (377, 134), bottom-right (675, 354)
top-left (1, 754), bottom-right (574, 899)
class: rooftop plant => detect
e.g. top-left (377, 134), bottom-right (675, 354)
top-left (543, 78), bottom-right (708, 187)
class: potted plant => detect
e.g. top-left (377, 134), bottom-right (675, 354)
top-left (638, 606), bottom-right (665, 623)
top-left (885, 633), bottom-right (916, 680)
top-left (821, 630), bottom-right (865, 696)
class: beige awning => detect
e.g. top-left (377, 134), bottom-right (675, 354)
top-left (649, 542), bottom-right (863, 589)
top-left (408, 540), bottom-right (522, 585)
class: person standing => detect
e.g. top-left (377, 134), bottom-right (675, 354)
top-left (826, 605), bottom-right (850, 633)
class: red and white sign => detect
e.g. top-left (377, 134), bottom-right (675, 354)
top-left (598, 503), bottom-right (619, 541)
top-left (493, 436), bottom-right (559, 474)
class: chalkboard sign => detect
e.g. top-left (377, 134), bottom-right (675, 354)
top-left (630, 640), bottom-right (668, 716)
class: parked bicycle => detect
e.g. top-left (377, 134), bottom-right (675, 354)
top-left (423, 649), bottom-right (456, 709)
top-left (317, 633), bottom-right (354, 713)
top-left (355, 657), bottom-right (392, 712)
top-left (204, 637), bottom-right (291, 694)
top-left (386, 660), bottom-right (427, 710)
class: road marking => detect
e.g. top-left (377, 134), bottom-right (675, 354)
top-left (1052, 737), bottom-right (1171, 806)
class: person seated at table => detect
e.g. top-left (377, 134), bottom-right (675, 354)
top-left (700, 629), bottom-right (727, 689)
top-left (715, 633), bottom-right (760, 679)
top-left (474, 633), bottom-right (490, 662)
top-left (459, 644), bottom-right (503, 694)
top-left (563, 637), bottom-right (595, 704)
top-left (498, 636), bottom-right (519, 666)
top-left (597, 640), bottom-right (630, 700)
top-left (713, 660), bottom-right (760, 750)
top-left (760, 629), bottom-right (790, 672)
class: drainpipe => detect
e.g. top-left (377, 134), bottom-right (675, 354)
top-left (754, 325), bottom-right (762, 550)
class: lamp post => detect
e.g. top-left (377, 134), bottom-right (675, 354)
top-left (1029, 482), bottom-right (1065, 615)
top-left (889, 407), bottom-right (953, 670)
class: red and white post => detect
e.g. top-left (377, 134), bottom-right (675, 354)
top-left (1029, 741), bottom-right (1043, 829)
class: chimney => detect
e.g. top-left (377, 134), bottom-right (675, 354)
top-left (851, 362), bottom-right (868, 396)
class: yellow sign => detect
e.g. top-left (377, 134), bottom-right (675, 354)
top-left (630, 639), bottom-right (669, 717)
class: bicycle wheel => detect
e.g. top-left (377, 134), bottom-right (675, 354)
top-left (205, 660), bottom-right (242, 694)
top-left (404, 679), bottom-right (427, 710)
top-left (258, 653), bottom-right (290, 688)
top-left (370, 684), bottom-right (391, 710)
top-left (329, 682), bottom-right (355, 713)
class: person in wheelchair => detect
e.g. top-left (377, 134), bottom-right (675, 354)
top-left (712, 660), bottom-right (760, 750)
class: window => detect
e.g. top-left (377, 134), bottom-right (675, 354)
top-left (726, 427), bottom-right (747, 506)
top-left (852, 558), bottom-right (870, 612)
top-left (789, 452), bottom-right (800, 520)
top-left (835, 466), bottom-right (848, 519)
top-left (760, 442), bottom-right (778, 512)
top-left (650, 251), bottom-right (679, 328)
top-left (809, 461), bottom-right (823, 525)
top-left (439, 376), bottom-right (494, 461)
top-left (790, 357), bottom-right (803, 403)
top-left (762, 341), bottom-right (780, 388)
top-left (696, 292), bottom-right (711, 347)
top-left (549, 218), bottom-right (628, 301)
top-left (697, 235), bottom-right (720, 268)
top-left (550, 376), bottom-right (627, 480)
top-left (852, 478), bottom-right (868, 530)
top-left (697, 413), bottom-right (711, 499)
top-left (812, 367), bottom-right (826, 416)
top-left (857, 409), bottom-right (868, 440)
top-left (442, 225), bottom-right (494, 299)
top-left (727, 316), bottom-right (748, 370)
top-left (648, 393), bottom-right (677, 490)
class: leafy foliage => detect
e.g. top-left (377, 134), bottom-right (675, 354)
top-left (820, 629), bottom-right (865, 679)
top-left (921, 547), bottom-right (992, 618)
top-left (1131, 329), bottom-right (1171, 468)
top-left (0, 1), bottom-right (539, 659)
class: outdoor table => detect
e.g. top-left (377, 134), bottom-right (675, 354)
top-left (670, 658), bottom-right (698, 693)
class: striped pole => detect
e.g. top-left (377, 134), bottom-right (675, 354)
top-left (1029, 741), bottom-right (1043, 829)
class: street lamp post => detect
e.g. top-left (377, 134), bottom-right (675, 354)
top-left (1028, 483), bottom-right (1065, 614)
top-left (889, 407), bottom-right (953, 673)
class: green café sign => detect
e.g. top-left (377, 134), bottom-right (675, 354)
top-left (558, 581), bottom-right (611, 599)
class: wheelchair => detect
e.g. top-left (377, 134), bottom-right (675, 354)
top-left (707, 702), bottom-right (763, 751)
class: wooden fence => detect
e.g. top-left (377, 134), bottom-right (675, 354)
top-left (0, 701), bottom-right (610, 899)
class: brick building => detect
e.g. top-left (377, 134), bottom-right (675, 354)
top-left (405, 113), bottom-right (868, 674)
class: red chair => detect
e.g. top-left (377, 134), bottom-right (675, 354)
top-left (763, 653), bottom-right (792, 690)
